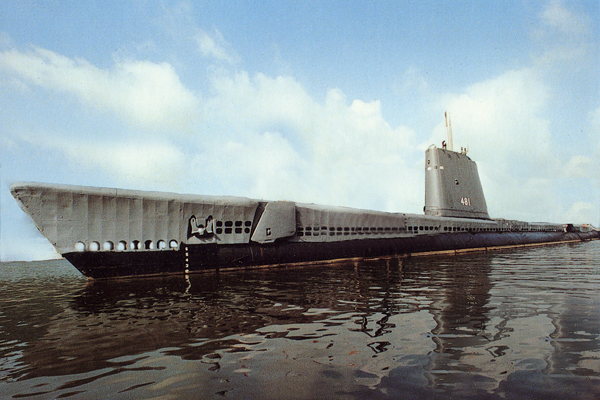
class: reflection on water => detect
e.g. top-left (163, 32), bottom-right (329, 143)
top-left (1, 242), bottom-right (599, 399)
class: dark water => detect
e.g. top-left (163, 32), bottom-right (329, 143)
top-left (1, 242), bottom-right (600, 399)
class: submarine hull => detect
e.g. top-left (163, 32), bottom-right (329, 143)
top-left (64, 230), bottom-right (600, 279)
top-left (12, 145), bottom-right (600, 280)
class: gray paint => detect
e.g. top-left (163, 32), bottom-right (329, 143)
top-left (10, 182), bottom-right (259, 253)
top-left (250, 201), bottom-right (296, 243)
top-left (424, 145), bottom-right (490, 219)
top-left (294, 203), bottom-right (407, 242)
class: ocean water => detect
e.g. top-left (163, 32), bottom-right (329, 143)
top-left (1, 241), bottom-right (599, 399)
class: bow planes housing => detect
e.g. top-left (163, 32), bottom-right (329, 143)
top-left (11, 144), bottom-right (600, 279)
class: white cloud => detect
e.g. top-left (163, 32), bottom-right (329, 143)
top-left (561, 155), bottom-right (595, 179)
top-left (540, 0), bottom-right (590, 35)
top-left (0, 132), bottom-right (17, 149)
top-left (0, 31), bottom-right (12, 47)
top-left (590, 106), bottom-right (600, 125)
top-left (195, 29), bottom-right (239, 64)
top-left (4, 50), bottom-right (421, 212)
top-left (532, 0), bottom-right (593, 67)
top-left (195, 71), bottom-right (420, 211)
top-left (204, 71), bottom-right (315, 133)
top-left (564, 201), bottom-right (597, 225)
top-left (189, 131), bottom-right (307, 200)
top-left (437, 68), bottom-right (551, 170)
top-left (432, 55), bottom-right (599, 224)
top-left (590, 106), bottom-right (600, 149)
top-left (17, 130), bottom-right (187, 189)
top-left (431, 67), bottom-right (573, 221)
top-left (87, 142), bottom-right (186, 186)
top-left (0, 46), bottom-right (199, 130)
top-left (205, 71), bottom-right (417, 165)
top-left (394, 66), bottom-right (430, 95)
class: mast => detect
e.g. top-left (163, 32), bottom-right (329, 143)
top-left (445, 112), bottom-right (454, 151)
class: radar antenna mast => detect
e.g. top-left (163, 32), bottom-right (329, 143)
top-left (445, 112), bottom-right (454, 151)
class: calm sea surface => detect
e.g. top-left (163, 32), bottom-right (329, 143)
top-left (1, 241), bottom-right (599, 399)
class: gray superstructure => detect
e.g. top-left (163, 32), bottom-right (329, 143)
top-left (425, 145), bottom-right (489, 219)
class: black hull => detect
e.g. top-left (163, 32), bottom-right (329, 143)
top-left (63, 231), bottom-right (600, 279)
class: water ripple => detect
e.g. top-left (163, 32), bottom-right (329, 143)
top-left (0, 241), bottom-right (599, 399)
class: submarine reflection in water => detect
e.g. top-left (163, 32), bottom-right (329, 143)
top-left (5, 243), bottom-right (599, 398)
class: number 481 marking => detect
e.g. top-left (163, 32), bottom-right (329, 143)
top-left (460, 197), bottom-right (471, 206)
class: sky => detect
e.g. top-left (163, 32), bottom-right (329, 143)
top-left (0, 0), bottom-right (599, 261)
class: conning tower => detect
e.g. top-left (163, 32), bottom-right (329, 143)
top-left (424, 145), bottom-right (490, 220)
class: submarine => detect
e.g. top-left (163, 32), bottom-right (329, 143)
top-left (10, 134), bottom-right (599, 279)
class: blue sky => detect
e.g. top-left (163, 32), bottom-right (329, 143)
top-left (1, 0), bottom-right (599, 261)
